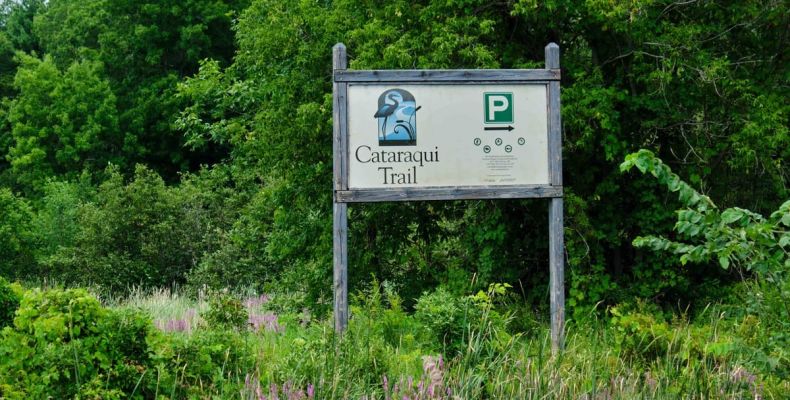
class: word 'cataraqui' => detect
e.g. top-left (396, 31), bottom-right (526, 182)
top-left (354, 145), bottom-right (440, 184)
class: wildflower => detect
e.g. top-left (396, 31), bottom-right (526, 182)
top-left (643, 371), bottom-right (657, 391)
top-left (422, 355), bottom-right (444, 397)
top-left (244, 294), bottom-right (271, 309)
top-left (731, 366), bottom-right (757, 386)
top-left (154, 317), bottom-right (190, 333)
top-left (270, 383), bottom-right (279, 400)
top-left (307, 383), bottom-right (314, 399)
top-left (249, 312), bottom-right (284, 333)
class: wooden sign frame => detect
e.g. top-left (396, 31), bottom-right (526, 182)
top-left (332, 43), bottom-right (565, 352)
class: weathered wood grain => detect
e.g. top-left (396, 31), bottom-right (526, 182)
top-left (333, 202), bottom-right (348, 333)
top-left (333, 43), bottom-right (347, 191)
top-left (549, 197), bottom-right (565, 353)
top-left (332, 43), bottom-right (349, 333)
top-left (546, 42), bottom-right (565, 354)
top-left (335, 69), bottom-right (560, 83)
top-left (335, 185), bottom-right (562, 203)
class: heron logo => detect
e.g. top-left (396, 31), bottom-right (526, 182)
top-left (484, 92), bottom-right (513, 124)
top-left (374, 88), bottom-right (420, 146)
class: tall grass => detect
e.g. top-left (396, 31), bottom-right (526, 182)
top-left (94, 288), bottom-right (785, 399)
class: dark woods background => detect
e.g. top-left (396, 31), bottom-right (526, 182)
top-left (0, 0), bottom-right (786, 319)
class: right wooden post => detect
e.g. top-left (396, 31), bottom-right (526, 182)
top-left (545, 42), bottom-right (565, 354)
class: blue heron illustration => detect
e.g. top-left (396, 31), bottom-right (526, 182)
top-left (374, 89), bottom-right (420, 146)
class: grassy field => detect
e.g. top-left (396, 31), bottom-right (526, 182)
top-left (102, 286), bottom-right (785, 399)
top-left (1, 280), bottom-right (787, 399)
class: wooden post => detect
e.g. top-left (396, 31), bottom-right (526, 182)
top-left (545, 42), bottom-right (565, 354)
top-left (332, 43), bottom-right (349, 333)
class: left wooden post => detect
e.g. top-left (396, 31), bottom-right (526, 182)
top-left (332, 43), bottom-right (349, 333)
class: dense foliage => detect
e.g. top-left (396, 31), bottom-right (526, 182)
top-left (0, 284), bottom-right (787, 398)
top-left (0, 0), bottom-right (785, 312)
top-left (0, 0), bottom-right (787, 396)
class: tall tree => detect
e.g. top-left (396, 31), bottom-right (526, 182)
top-left (6, 55), bottom-right (120, 191)
top-left (32, 0), bottom-right (249, 178)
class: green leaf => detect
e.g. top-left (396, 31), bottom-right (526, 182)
top-left (721, 209), bottom-right (743, 224)
top-left (718, 255), bottom-right (730, 269)
top-left (679, 187), bottom-right (693, 204)
top-left (634, 156), bottom-right (650, 173)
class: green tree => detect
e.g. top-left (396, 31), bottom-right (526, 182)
top-left (41, 164), bottom-right (236, 289)
top-left (32, 0), bottom-right (249, 178)
top-left (0, 0), bottom-right (43, 54)
top-left (6, 54), bottom-right (120, 191)
top-left (0, 188), bottom-right (33, 278)
top-left (0, 1), bottom-right (45, 180)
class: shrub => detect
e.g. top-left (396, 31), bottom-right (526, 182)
top-left (29, 179), bottom-right (90, 267)
top-left (609, 300), bottom-right (671, 360)
top-left (0, 189), bottom-right (33, 279)
top-left (203, 292), bottom-right (248, 331)
top-left (621, 149), bottom-right (789, 278)
top-left (0, 288), bottom-right (153, 398)
top-left (42, 165), bottom-right (234, 291)
top-left (414, 287), bottom-right (477, 354)
top-left (150, 328), bottom-right (253, 397)
top-left (0, 277), bottom-right (21, 329)
top-left (622, 149), bottom-right (790, 376)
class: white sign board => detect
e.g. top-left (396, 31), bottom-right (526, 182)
top-left (346, 84), bottom-right (549, 189)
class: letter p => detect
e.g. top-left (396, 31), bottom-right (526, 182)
top-left (485, 93), bottom-right (513, 123)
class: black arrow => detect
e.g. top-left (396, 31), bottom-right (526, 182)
top-left (484, 125), bottom-right (514, 131)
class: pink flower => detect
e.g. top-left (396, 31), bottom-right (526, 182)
top-left (248, 312), bottom-right (284, 333)
top-left (244, 294), bottom-right (271, 309)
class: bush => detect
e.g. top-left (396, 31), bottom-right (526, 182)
top-left (0, 189), bottom-right (33, 279)
top-left (622, 149), bottom-right (790, 374)
top-left (203, 292), bottom-right (247, 331)
top-left (621, 149), bottom-right (789, 278)
top-left (150, 328), bottom-right (253, 397)
top-left (0, 288), bottom-right (153, 399)
top-left (41, 165), bottom-right (235, 291)
top-left (414, 287), bottom-right (477, 354)
top-left (609, 300), bottom-right (671, 360)
top-left (0, 277), bottom-right (21, 329)
top-left (29, 179), bottom-right (90, 267)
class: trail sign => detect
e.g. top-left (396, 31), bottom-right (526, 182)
top-left (332, 43), bottom-right (565, 353)
top-left (347, 84), bottom-right (548, 189)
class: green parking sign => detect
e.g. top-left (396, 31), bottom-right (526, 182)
top-left (484, 92), bottom-right (513, 124)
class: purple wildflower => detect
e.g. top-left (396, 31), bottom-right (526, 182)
top-left (153, 307), bottom-right (198, 333)
top-left (154, 317), bottom-right (190, 333)
top-left (244, 294), bottom-right (271, 309)
top-left (731, 366), bottom-right (757, 386)
top-left (270, 383), bottom-right (279, 400)
top-left (249, 312), bottom-right (284, 333)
